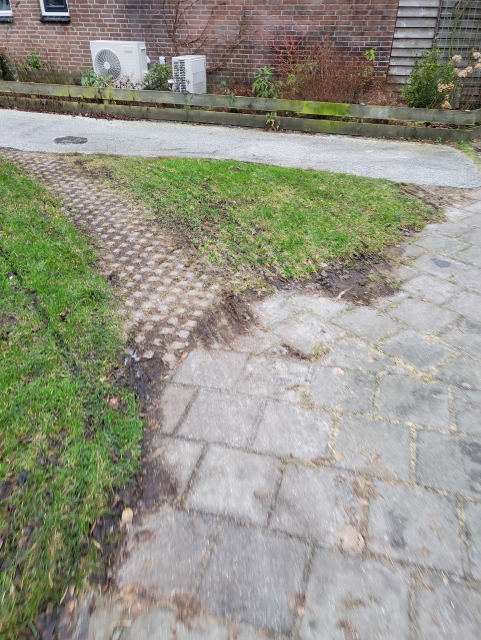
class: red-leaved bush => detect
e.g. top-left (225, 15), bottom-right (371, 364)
top-left (271, 31), bottom-right (377, 104)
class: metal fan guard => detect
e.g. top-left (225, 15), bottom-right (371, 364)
top-left (94, 49), bottom-right (122, 80)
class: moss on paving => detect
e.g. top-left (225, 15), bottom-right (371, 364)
top-left (72, 155), bottom-right (438, 287)
top-left (0, 158), bottom-right (143, 637)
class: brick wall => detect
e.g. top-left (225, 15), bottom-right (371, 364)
top-left (1, 0), bottom-right (400, 82)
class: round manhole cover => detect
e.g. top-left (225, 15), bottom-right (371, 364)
top-left (54, 136), bottom-right (88, 145)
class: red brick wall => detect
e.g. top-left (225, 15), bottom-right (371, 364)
top-left (1, 1), bottom-right (400, 82)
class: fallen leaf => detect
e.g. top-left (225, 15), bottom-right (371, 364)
top-left (92, 539), bottom-right (102, 551)
top-left (333, 452), bottom-right (344, 462)
top-left (111, 448), bottom-right (119, 463)
top-left (334, 367), bottom-right (345, 376)
top-left (357, 498), bottom-right (369, 506)
top-left (131, 601), bottom-right (143, 622)
top-left (109, 398), bottom-right (120, 409)
top-left (148, 445), bottom-right (167, 461)
top-left (422, 297), bottom-right (431, 302)
top-left (333, 288), bottom-right (351, 302)
top-left (311, 456), bottom-right (332, 466)
top-left (335, 525), bottom-right (365, 554)
top-left (121, 508), bottom-right (134, 525)
top-left (99, 376), bottom-right (107, 382)
top-left (462, 382), bottom-right (472, 389)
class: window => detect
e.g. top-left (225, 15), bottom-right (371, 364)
top-left (39, 0), bottom-right (70, 22)
top-left (0, 0), bottom-right (13, 22)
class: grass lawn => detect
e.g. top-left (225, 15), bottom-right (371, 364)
top-left (72, 155), bottom-right (438, 286)
top-left (0, 158), bottom-right (143, 637)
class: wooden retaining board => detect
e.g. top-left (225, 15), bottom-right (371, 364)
top-left (0, 81), bottom-right (478, 125)
top-left (0, 94), bottom-right (475, 142)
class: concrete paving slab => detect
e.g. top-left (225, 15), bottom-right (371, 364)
top-left (369, 482), bottom-right (463, 574)
top-left (412, 254), bottom-right (469, 279)
top-left (158, 384), bottom-right (197, 434)
top-left (252, 401), bottom-right (330, 460)
top-left (178, 389), bottom-right (263, 447)
top-left (379, 377), bottom-right (450, 428)
top-left (324, 338), bottom-right (393, 373)
top-left (146, 436), bottom-right (204, 501)
top-left (438, 318), bottom-right (481, 359)
top-left (460, 227), bottom-right (481, 246)
top-left (465, 501), bottom-right (481, 580)
top-left (450, 265), bottom-right (481, 293)
top-left (272, 312), bottom-right (344, 355)
top-left (416, 580), bottom-right (481, 640)
top-left (456, 245), bottom-right (481, 267)
top-left (252, 296), bottom-right (295, 327)
top-left (452, 388), bottom-right (481, 436)
top-left (414, 234), bottom-right (471, 256)
top-left (444, 290), bottom-right (481, 324)
top-left (300, 550), bottom-right (410, 640)
top-left (402, 273), bottom-right (462, 303)
top-left (186, 446), bottom-right (281, 525)
top-left (387, 297), bottom-right (459, 333)
top-left (380, 328), bottom-right (455, 371)
top-left (271, 465), bottom-right (361, 545)
top-left (425, 221), bottom-right (474, 237)
top-left (331, 307), bottom-right (400, 343)
top-left (289, 294), bottom-right (347, 318)
top-left (174, 349), bottom-right (247, 390)
top-left (236, 356), bottom-right (309, 402)
top-left (199, 525), bottom-right (307, 634)
top-left (435, 353), bottom-right (481, 390)
top-left (416, 431), bottom-right (481, 498)
top-left (117, 510), bottom-right (216, 593)
top-left (310, 366), bottom-right (376, 414)
top-left (333, 415), bottom-right (412, 481)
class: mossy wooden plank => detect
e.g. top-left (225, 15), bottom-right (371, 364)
top-left (0, 80), bottom-right (479, 125)
top-left (0, 95), bottom-right (475, 142)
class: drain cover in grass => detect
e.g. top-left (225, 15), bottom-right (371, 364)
top-left (54, 136), bottom-right (88, 144)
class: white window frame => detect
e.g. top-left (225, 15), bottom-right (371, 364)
top-left (39, 0), bottom-right (70, 18)
top-left (0, 0), bottom-right (13, 18)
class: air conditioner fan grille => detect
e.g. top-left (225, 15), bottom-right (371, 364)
top-left (94, 49), bottom-right (122, 80)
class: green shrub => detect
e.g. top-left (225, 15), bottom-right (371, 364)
top-left (21, 51), bottom-right (45, 71)
top-left (142, 62), bottom-right (171, 91)
top-left (80, 69), bottom-right (112, 88)
top-left (252, 67), bottom-right (279, 99)
top-left (402, 47), bottom-right (455, 109)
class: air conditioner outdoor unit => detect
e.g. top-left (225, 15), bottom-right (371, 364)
top-left (90, 41), bottom-right (148, 85)
top-left (172, 55), bottom-right (207, 93)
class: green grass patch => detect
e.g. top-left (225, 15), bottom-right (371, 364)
top-left (73, 156), bottom-right (438, 285)
top-left (0, 158), bottom-right (143, 636)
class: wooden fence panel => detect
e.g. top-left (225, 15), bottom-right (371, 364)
top-left (0, 81), bottom-right (477, 125)
top-left (0, 94), bottom-right (475, 142)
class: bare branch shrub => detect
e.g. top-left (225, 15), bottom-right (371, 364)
top-left (273, 36), bottom-right (377, 104)
top-left (160, 0), bottom-right (252, 73)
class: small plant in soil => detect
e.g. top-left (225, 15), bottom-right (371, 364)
top-left (252, 66), bottom-right (279, 99)
top-left (402, 44), bottom-right (456, 109)
top-left (142, 62), bottom-right (172, 91)
top-left (81, 69), bottom-right (112, 88)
